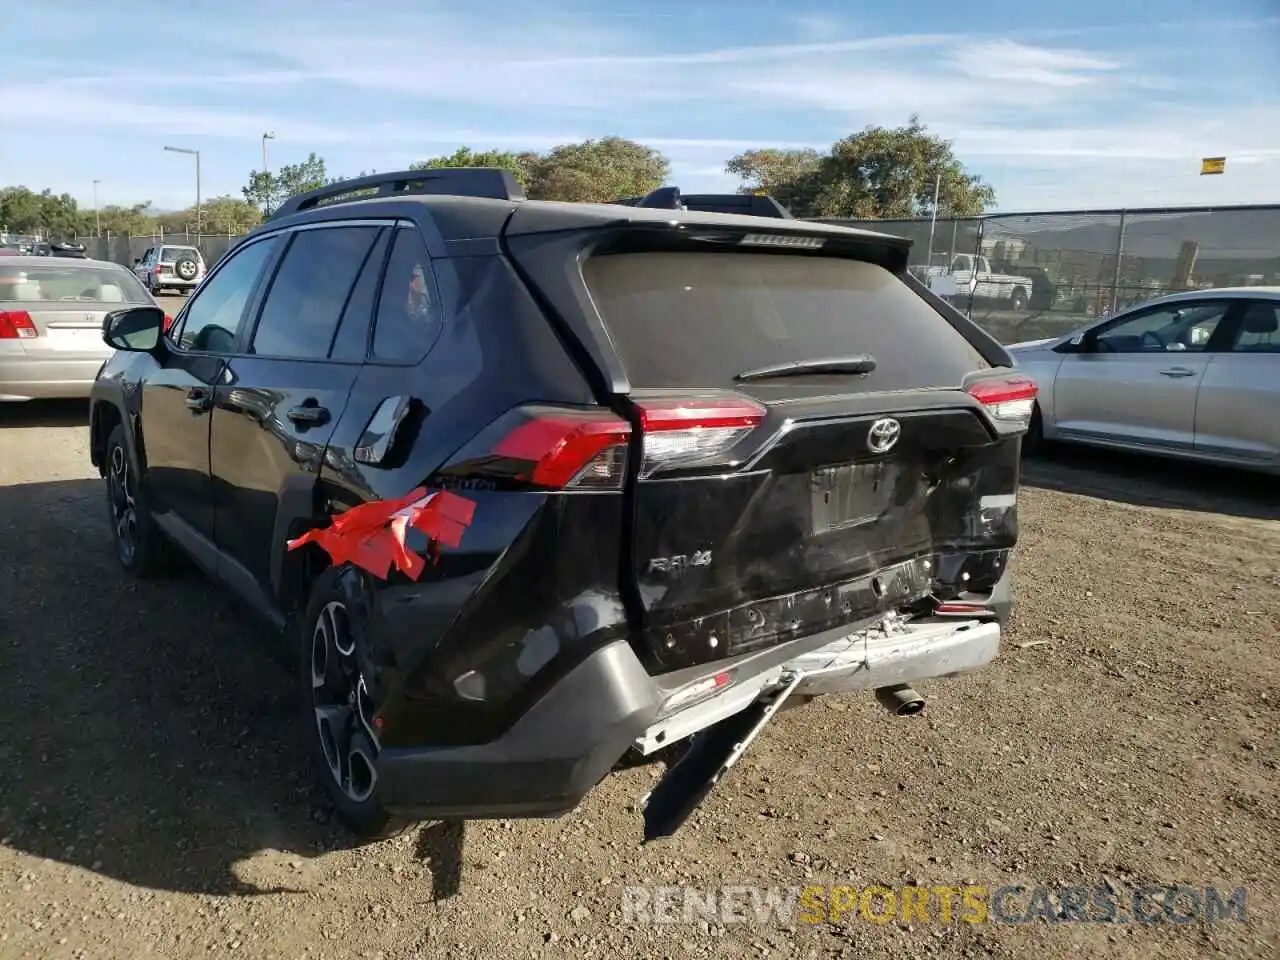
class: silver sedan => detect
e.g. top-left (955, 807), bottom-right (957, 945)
top-left (1008, 286), bottom-right (1279, 474)
top-left (0, 256), bottom-right (164, 402)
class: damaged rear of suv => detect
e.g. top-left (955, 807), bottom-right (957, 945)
top-left (89, 171), bottom-right (1034, 843)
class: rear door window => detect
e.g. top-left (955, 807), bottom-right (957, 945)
top-left (580, 251), bottom-right (989, 390)
top-left (329, 227), bottom-right (390, 362)
top-left (371, 227), bottom-right (442, 364)
top-left (250, 226), bottom-right (382, 360)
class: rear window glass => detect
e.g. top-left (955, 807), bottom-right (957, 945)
top-left (160, 247), bottom-right (200, 262)
top-left (0, 265), bottom-right (150, 304)
top-left (581, 252), bottom-right (989, 390)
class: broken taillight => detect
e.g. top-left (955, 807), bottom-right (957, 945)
top-left (967, 374), bottom-right (1038, 429)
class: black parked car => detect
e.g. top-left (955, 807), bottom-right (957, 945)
top-left (89, 170), bottom-right (1036, 842)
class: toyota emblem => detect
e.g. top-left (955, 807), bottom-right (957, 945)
top-left (866, 418), bottom-right (902, 454)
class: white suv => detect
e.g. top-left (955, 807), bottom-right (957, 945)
top-left (133, 244), bottom-right (206, 295)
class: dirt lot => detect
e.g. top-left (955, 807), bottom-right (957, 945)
top-left (0, 396), bottom-right (1276, 960)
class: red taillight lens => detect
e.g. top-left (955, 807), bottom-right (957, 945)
top-left (162, 314), bottom-right (175, 334)
top-left (0, 310), bottom-right (37, 340)
top-left (491, 407), bottom-right (633, 489)
top-left (439, 393), bottom-right (767, 492)
top-left (967, 374), bottom-right (1038, 428)
top-left (632, 393), bottom-right (766, 478)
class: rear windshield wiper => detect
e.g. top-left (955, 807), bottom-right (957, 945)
top-left (734, 355), bottom-right (877, 382)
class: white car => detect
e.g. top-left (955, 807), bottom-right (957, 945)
top-left (133, 244), bottom-right (206, 295)
top-left (1008, 287), bottom-right (1279, 473)
top-left (0, 256), bottom-right (166, 401)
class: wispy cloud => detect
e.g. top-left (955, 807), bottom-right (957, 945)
top-left (950, 40), bottom-right (1120, 87)
top-left (3, 3), bottom-right (1279, 210)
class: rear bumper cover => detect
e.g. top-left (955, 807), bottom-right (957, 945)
top-left (376, 564), bottom-right (1011, 819)
top-left (0, 356), bottom-right (106, 400)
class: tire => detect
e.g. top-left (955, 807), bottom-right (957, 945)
top-left (174, 256), bottom-right (199, 282)
top-left (302, 565), bottom-right (414, 841)
top-left (103, 423), bottom-right (170, 577)
top-left (1009, 287), bottom-right (1028, 312)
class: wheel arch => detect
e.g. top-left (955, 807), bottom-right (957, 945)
top-left (271, 473), bottom-right (345, 619)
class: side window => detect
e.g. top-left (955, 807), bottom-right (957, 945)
top-left (371, 227), bottom-right (442, 364)
top-left (175, 236), bottom-right (280, 354)
top-left (951, 255), bottom-right (970, 272)
top-left (250, 226), bottom-right (381, 360)
top-left (1231, 302), bottom-right (1280, 352)
top-left (1095, 302), bottom-right (1228, 354)
top-left (329, 228), bottom-right (390, 362)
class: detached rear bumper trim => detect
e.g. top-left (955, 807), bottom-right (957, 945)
top-left (631, 615), bottom-right (1000, 755)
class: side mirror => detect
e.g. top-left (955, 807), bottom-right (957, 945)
top-left (103, 306), bottom-right (165, 352)
top-left (133, 258), bottom-right (141, 266)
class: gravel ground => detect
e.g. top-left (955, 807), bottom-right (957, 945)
top-left (0, 394), bottom-right (1276, 960)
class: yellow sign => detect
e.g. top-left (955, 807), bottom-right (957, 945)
top-left (753, 189), bottom-right (769, 196)
top-left (1200, 157), bottom-right (1226, 175)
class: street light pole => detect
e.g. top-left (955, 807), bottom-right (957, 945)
top-left (163, 145), bottom-right (201, 236)
top-left (261, 131), bottom-right (276, 214)
top-left (92, 179), bottom-right (101, 237)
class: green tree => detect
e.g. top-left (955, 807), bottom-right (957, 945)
top-left (87, 202), bottom-right (157, 236)
top-left (726, 117), bottom-right (995, 219)
top-left (0, 186), bottom-right (82, 238)
top-left (724, 148), bottom-right (824, 215)
top-left (527, 137), bottom-right (669, 202)
top-left (410, 147), bottom-right (539, 189)
top-left (155, 196), bottom-right (260, 235)
top-left (242, 152), bottom-right (332, 212)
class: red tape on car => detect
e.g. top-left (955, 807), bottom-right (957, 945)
top-left (286, 488), bottom-right (476, 581)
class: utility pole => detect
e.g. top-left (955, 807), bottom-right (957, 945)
top-left (163, 145), bottom-right (201, 236)
top-left (92, 179), bottom-right (101, 237)
top-left (261, 131), bottom-right (276, 215)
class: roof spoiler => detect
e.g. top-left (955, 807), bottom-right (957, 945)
top-left (614, 187), bottom-right (794, 219)
top-left (268, 167), bottom-right (527, 221)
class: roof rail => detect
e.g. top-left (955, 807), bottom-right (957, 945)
top-left (613, 187), bottom-right (793, 219)
top-left (268, 168), bottom-right (526, 221)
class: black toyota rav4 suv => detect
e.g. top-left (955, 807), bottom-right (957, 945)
top-left (89, 170), bottom-right (1036, 842)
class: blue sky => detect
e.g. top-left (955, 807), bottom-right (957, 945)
top-left (2, 0), bottom-right (1278, 215)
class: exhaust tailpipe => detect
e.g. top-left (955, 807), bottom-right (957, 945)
top-left (875, 684), bottom-right (925, 716)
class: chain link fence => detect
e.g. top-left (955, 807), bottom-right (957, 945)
top-left (825, 204), bottom-right (1280, 345)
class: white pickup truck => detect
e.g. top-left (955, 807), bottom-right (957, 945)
top-left (922, 254), bottom-right (1034, 311)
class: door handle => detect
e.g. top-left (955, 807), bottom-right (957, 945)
top-left (184, 388), bottom-right (211, 411)
top-left (1159, 367), bottom-right (1198, 378)
top-left (287, 403), bottom-right (331, 426)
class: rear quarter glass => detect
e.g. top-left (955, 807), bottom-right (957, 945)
top-left (580, 251), bottom-right (990, 392)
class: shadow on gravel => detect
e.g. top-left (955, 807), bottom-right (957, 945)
top-left (0, 398), bottom-right (91, 429)
top-left (1021, 445), bottom-right (1279, 522)
top-left (0, 478), bottom-right (463, 898)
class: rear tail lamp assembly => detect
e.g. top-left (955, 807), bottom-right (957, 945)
top-left (437, 393), bottom-right (767, 491)
top-left (0, 310), bottom-right (37, 339)
top-left (966, 373), bottom-right (1038, 430)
